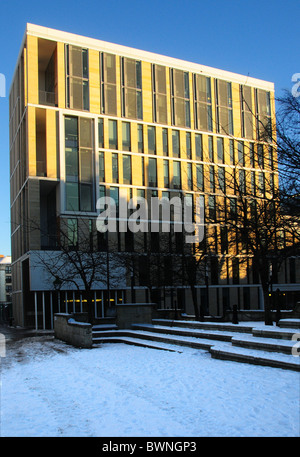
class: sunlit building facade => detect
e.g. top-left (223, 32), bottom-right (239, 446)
top-left (9, 24), bottom-right (299, 329)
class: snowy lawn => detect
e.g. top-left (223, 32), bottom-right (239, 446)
top-left (0, 336), bottom-right (299, 437)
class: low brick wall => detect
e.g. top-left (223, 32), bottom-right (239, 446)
top-left (116, 303), bottom-right (155, 329)
top-left (54, 313), bottom-right (92, 348)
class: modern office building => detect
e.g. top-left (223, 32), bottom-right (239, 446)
top-left (9, 24), bottom-right (299, 329)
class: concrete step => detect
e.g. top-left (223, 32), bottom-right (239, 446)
top-left (231, 335), bottom-right (296, 355)
top-left (152, 319), bottom-right (253, 333)
top-left (252, 327), bottom-right (298, 341)
top-left (210, 344), bottom-right (300, 372)
top-left (277, 319), bottom-right (300, 330)
top-left (132, 323), bottom-right (235, 342)
top-left (93, 329), bottom-right (214, 350)
top-left (92, 324), bottom-right (300, 372)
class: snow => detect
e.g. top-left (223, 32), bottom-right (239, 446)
top-left (1, 334), bottom-right (299, 437)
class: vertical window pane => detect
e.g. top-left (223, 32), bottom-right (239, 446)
top-left (109, 120), bottom-right (117, 149)
top-left (230, 140), bottom-right (235, 165)
top-left (196, 164), bottom-right (204, 191)
top-left (99, 152), bottom-right (105, 182)
top-left (208, 136), bottom-right (214, 162)
top-left (112, 153), bottom-right (118, 183)
top-left (195, 134), bottom-right (203, 160)
top-left (68, 219), bottom-right (78, 247)
top-left (186, 132), bottom-right (191, 159)
top-left (148, 158), bottom-right (157, 187)
top-left (173, 161), bottom-right (181, 189)
top-left (163, 159), bottom-right (169, 188)
top-left (138, 124), bottom-right (143, 153)
top-left (187, 162), bottom-right (192, 190)
top-left (66, 182), bottom-right (79, 211)
top-left (148, 126), bottom-right (156, 154)
top-left (122, 122), bottom-right (131, 151)
top-left (123, 154), bottom-right (132, 184)
top-left (98, 118), bottom-right (104, 148)
top-left (162, 128), bottom-right (168, 155)
top-left (172, 130), bottom-right (180, 158)
top-left (217, 137), bottom-right (224, 163)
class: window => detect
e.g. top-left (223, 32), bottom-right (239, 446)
top-left (218, 167), bottom-right (226, 193)
top-left (229, 139), bottom-right (235, 165)
top-left (187, 162), bottom-right (193, 190)
top-left (121, 57), bottom-right (142, 120)
top-left (66, 45), bottom-right (89, 111)
top-left (173, 161), bottom-right (181, 189)
top-left (123, 154), bottom-right (132, 184)
top-left (208, 195), bottom-right (216, 221)
top-left (98, 118), bottom-right (104, 148)
top-left (162, 128), bottom-right (168, 156)
top-left (255, 89), bottom-right (272, 141)
top-left (186, 132), bottom-right (191, 159)
top-left (172, 130), bottom-right (180, 158)
top-left (112, 153), bottom-right (118, 183)
top-left (239, 169), bottom-right (246, 194)
top-left (170, 68), bottom-right (190, 127)
top-left (138, 124), bottom-right (143, 153)
top-left (240, 85), bottom-right (253, 139)
top-left (208, 136), bottom-right (214, 162)
top-left (152, 64), bottom-right (167, 124)
top-left (99, 151), bottom-right (105, 182)
top-left (122, 122), bottom-right (131, 151)
top-left (148, 126), bottom-right (156, 154)
top-left (100, 52), bottom-right (117, 115)
top-left (217, 137), bottom-right (224, 163)
top-left (65, 116), bottom-right (94, 212)
top-left (237, 141), bottom-right (244, 166)
top-left (209, 165), bottom-right (215, 192)
top-left (215, 79), bottom-right (233, 135)
top-left (163, 159), bottom-right (169, 188)
top-left (109, 120), bottom-right (117, 149)
top-left (67, 219), bottom-right (78, 248)
top-left (194, 74), bottom-right (212, 132)
top-left (257, 144), bottom-right (264, 168)
top-left (195, 134), bottom-right (203, 160)
top-left (148, 158), bottom-right (157, 187)
top-left (249, 143), bottom-right (255, 167)
top-left (110, 187), bottom-right (119, 216)
top-left (196, 164), bottom-right (204, 191)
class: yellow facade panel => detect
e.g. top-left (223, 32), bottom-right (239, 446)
top-left (26, 35), bottom-right (39, 105)
top-left (46, 109), bottom-right (57, 178)
top-left (141, 61), bottom-right (153, 123)
top-left (27, 105), bottom-right (36, 176)
top-left (89, 49), bottom-right (100, 114)
top-left (56, 42), bottom-right (65, 109)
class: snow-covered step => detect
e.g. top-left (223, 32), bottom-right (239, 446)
top-left (152, 318), bottom-right (253, 333)
top-left (252, 327), bottom-right (298, 341)
top-left (132, 323), bottom-right (237, 342)
top-left (93, 336), bottom-right (182, 353)
top-left (231, 335), bottom-right (296, 355)
top-left (277, 319), bottom-right (300, 330)
top-left (210, 344), bottom-right (300, 372)
top-left (92, 329), bottom-right (215, 351)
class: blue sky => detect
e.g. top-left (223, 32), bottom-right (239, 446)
top-left (0, 0), bottom-right (298, 256)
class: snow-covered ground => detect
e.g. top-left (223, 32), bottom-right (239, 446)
top-left (0, 333), bottom-right (299, 437)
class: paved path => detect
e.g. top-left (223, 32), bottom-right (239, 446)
top-left (0, 324), bottom-right (53, 342)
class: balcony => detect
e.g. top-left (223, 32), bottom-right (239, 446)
top-left (39, 90), bottom-right (56, 107)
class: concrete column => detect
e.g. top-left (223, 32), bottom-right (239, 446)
top-left (34, 292), bottom-right (38, 330)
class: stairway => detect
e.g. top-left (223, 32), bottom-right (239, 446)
top-left (92, 318), bottom-right (300, 372)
